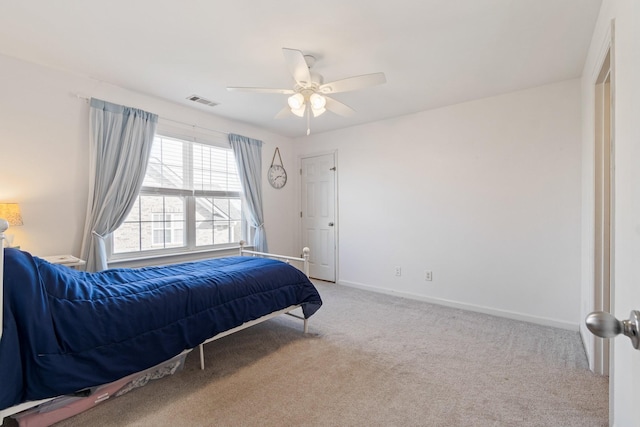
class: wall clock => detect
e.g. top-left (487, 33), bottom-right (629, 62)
top-left (268, 147), bottom-right (287, 189)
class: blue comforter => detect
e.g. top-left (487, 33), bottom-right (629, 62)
top-left (0, 248), bottom-right (322, 410)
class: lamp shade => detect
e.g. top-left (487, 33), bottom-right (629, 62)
top-left (287, 93), bottom-right (305, 110)
top-left (290, 104), bottom-right (306, 117)
top-left (0, 203), bottom-right (23, 226)
top-left (309, 93), bottom-right (326, 109)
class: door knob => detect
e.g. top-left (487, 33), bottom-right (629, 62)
top-left (585, 310), bottom-right (640, 349)
top-left (328, 222), bottom-right (334, 226)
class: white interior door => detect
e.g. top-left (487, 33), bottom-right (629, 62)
top-left (588, 13), bottom-right (640, 425)
top-left (300, 153), bottom-right (336, 282)
top-left (611, 5), bottom-right (640, 422)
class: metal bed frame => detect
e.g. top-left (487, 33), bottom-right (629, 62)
top-left (0, 219), bottom-right (311, 423)
top-left (197, 241), bottom-right (311, 369)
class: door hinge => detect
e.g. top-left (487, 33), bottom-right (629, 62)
top-left (300, 168), bottom-right (302, 175)
top-left (300, 211), bottom-right (303, 218)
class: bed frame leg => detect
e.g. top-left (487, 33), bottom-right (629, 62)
top-left (304, 318), bottom-right (309, 334)
top-left (199, 344), bottom-right (205, 370)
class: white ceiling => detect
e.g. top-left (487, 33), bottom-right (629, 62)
top-left (0, 0), bottom-right (602, 138)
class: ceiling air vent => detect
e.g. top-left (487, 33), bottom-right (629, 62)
top-left (186, 95), bottom-right (218, 107)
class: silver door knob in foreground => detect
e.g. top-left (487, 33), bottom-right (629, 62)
top-left (585, 310), bottom-right (640, 350)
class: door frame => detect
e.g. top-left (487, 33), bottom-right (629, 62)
top-left (593, 46), bottom-right (614, 377)
top-left (297, 150), bottom-right (339, 282)
top-left (580, 21), bottom-right (616, 425)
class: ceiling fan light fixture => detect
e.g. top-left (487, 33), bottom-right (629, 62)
top-left (228, 48), bottom-right (386, 135)
top-left (309, 93), bottom-right (326, 110)
top-left (291, 104), bottom-right (306, 117)
top-left (287, 93), bottom-right (305, 110)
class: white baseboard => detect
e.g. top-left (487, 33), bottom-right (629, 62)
top-left (338, 280), bottom-right (579, 331)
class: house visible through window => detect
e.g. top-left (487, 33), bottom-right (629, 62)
top-left (111, 133), bottom-right (244, 258)
top-left (152, 213), bottom-right (184, 247)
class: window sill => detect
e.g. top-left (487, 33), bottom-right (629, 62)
top-left (107, 245), bottom-right (253, 269)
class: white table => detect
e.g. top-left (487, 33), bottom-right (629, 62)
top-left (41, 255), bottom-right (87, 268)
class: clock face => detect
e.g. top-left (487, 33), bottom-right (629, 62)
top-left (268, 165), bottom-right (287, 189)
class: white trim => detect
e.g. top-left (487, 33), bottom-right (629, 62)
top-left (107, 245), bottom-right (242, 269)
top-left (156, 119), bottom-right (230, 149)
top-left (590, 22), bottom-right (613, 81)
top-left (581, 18), bottom-right (615, 377)
top-left (339, 280), bottom-right (579, 331)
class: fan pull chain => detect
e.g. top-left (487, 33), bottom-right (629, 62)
top-left (306, 106), bottom-right (311, 135)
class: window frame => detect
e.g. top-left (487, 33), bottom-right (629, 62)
top-left (151, 212), bottom-right (184, 247)
top-left (108, 123), bottom-right (247, 262)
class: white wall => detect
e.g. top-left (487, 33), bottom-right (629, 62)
top-left (580, 1), bottom-right (640, 425)
top-left (0, 54), bottom-right (298, 259)
top-left (295, 79), bottom-right (583, 329)
top-left (0, 52), bottom-right (585, 330)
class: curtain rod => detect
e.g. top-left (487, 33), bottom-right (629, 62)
top-left (74, 93), bottom-right (230, 136)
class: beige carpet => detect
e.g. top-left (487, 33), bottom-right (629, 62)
top-left (6, 281), bottom-right (608, 426)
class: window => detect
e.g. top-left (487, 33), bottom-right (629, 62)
top-left (152, 213), bottom-right (184, 247)
top-left (111, 133), bottom-right (244, 258)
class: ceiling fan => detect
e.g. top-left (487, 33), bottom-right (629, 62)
top-left (227, 48), bottom-right (386, 135)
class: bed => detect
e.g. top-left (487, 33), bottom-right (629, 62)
top-left (0, 219), bottom-right (322, 423)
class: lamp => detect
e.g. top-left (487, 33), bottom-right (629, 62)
top-left (0, 203), bottom-right (23, 248)
top-left (0, 203), bottom-right (23, 226)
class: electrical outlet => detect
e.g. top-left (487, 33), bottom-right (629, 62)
top-left (425, 270), bottom-right (433, 281)
top-left (395, 267), bottom-right (402, 277)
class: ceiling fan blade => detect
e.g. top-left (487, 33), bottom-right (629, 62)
top-left (325, 96), bottom-right (356, 117)
top-left (282, 48), bottom-right (312, 86)
top-left (312, 107), bottom-right (326, 117)
top-left (275, 106), bottom-right (293, 119)
top-left (227, 87), bottom-right (295, 94)
top-left (319, 72), bottom-right (386, 94)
